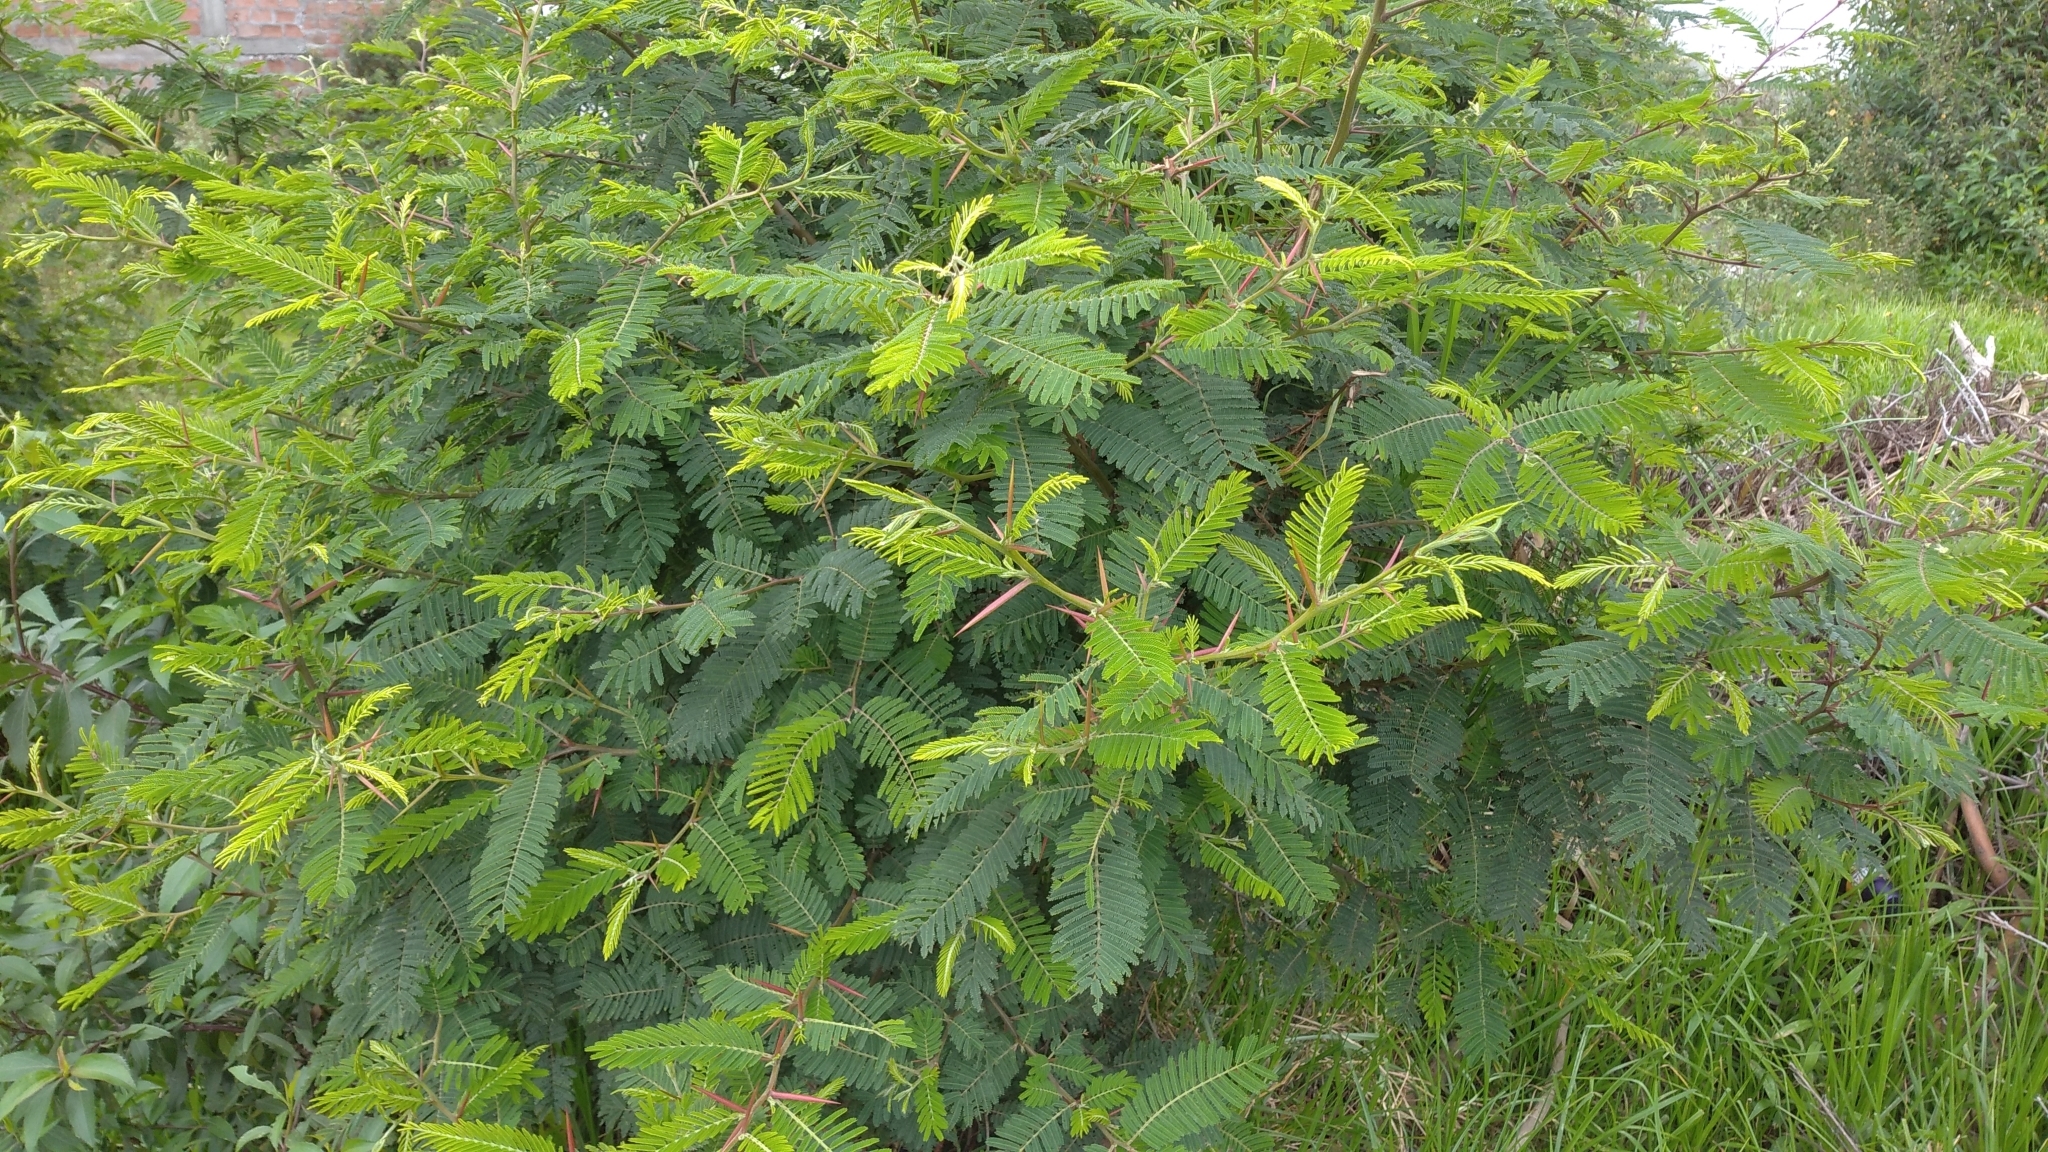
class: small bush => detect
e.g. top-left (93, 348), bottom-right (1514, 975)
top-left (1799, 0), bottom-right (2048, 296)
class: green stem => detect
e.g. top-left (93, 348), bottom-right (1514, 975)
top-left (1324, 0), bottom-right (1388, 165)
top-left (1437, 301), bottom-right (1464, 375)
top-left (919, 505), bottom-right (1098, 612)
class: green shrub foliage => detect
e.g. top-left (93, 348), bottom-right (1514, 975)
top-left (1, 0), bottom-right (2038, 1148)
top-left (0, 10), bottom-right (185, 424)
top-left (1802, 0), bottom-right (2048, 291)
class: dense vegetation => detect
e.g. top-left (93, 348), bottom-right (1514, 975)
top-left (1802, 0), bottom-right (2048, 295)
top-left (0, 5), bottom-right (154, 423)
top-left (0, 2), bottom-right (2043, 1150)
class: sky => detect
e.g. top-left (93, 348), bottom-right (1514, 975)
top-left (1666, 0), bottom-right (1854, 76)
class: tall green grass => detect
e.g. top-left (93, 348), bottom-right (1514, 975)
top-left (1733, 274), bottom-right (2048, 394)
top-left (1157, 787), bottom-right (2047, 1149)
top-left (1149, 274), bottom-right (2048, 1149)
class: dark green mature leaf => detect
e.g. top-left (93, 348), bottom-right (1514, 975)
top-left (1597, 722), bottom-right (1702, 853)
top-left (1350, 384), bottom-right (1471, 471)
top-left (1050, 823), bottom-right (1149, 1002)
top-left (1119, 1039), bottom-right (1276, 1148)
top-left (368, 791), bottom-right (496, 872)
top-left (1366, 681), bottom-right (1465, 795)
top-left (470, 766), bottom-right (562, 929)
top-left (897, 800), bottom-right (1035, 951)
top-left (1528, 639), bottom-right (1653, 709)
top-left (989, 1103), bottom-right (1072, 1152)
top-left (1327, 890), bottom-right (1381, 970)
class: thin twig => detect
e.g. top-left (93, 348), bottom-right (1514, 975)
top-left (1788, 1062), bottom-right (1860, 1152)
top-left (1507, 1013), bottom-right (1571, 1150)
top-left (1976, 911), bottom-right (2048, 952)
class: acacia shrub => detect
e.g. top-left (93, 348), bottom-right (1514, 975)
top-left (3, 1), bottom-right (2043, 1150)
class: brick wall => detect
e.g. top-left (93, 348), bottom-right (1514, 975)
top-left (12, 1), bottom-right (390, 69)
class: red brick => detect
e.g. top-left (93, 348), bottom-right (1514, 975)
top-left (12, 0), bottom-right (392, 66)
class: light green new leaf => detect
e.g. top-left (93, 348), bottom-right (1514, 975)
top-left (212, 481), bottom-right (286, 577)
top-left (699, 122), bottom-right (787, 195)
top-left (415, 1121), bottom-right (562, 1152)
top-left (1245, 813), bottom-right (1337, 908)
top-left (1865, 541), bottom-right (2011, 614)
top-left (1284, 462), bottom-right (1368, 595)
top-left (1086, 606), bottom-right (1176, 683)
top-left (589, 1017), bottom-right (769, 1072)
top-left (1260, 646), bottom-right (1362, 764)
top-left (1089, 715), bottom-right (1220, 772)
top-left (508, 863), bottom-right (621, 940)
top-left (1513, 432), bottom-right (1642, 536)
top-left (622, 1109), bottom-right (742, 1152)
top-left (747, 711), bottom-right (847, 835)
top-left (1148, 471), bottom-right (1253, 581)
top-left (992, 181), bottom-right (1071, 234)
top-left (548, 330), bottom-right (609, 402)
top-left (1749, 775), bottom-right (1815, 835)
top-left (839, 118), bottom-right (949, 157)
top-left (869, 309), bottom-right (968, 395)
top-left (1119, 1039), bottom-right (1276, 1149)
top-left (1216, 535), bottom-right (1301, 609)
top-left (1008, 472), bottom-right (1089, 540)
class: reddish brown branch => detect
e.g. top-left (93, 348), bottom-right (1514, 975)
top-left (1958, 794), bottom-right (2013, 894)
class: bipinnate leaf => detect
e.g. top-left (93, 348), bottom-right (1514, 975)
top-left (1261, 647), bottom-right (1363, 764)
top-left (976, 329), bottom-right (1136, 408)
top-left (1284, 461), bottom-right (1368, 595)
top-left (1118, 1039), bottom-right (1276, 1149)
top-left (415, 1122), bottom-right (561, 1152)
top-left (508, 864), bottom-right (618, 940)
top-left (588, 1016), bottom-right (768, 1073)
top-left (1527, 638), bottom-right (1651, 708)
top-left (470, 765), bottom-right (561, 929)
top-left (212, 481), bottom-right (286, 577)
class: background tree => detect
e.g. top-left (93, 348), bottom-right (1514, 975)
top-left (1800, 0), bottom-right (2048, 296)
